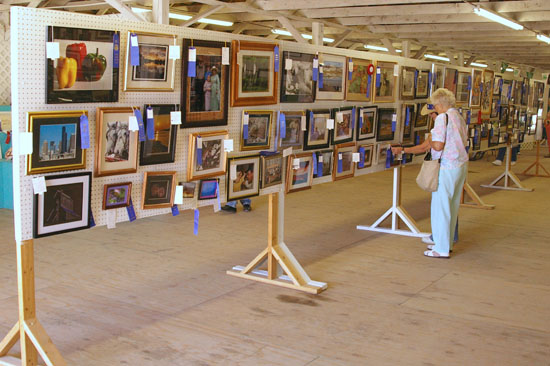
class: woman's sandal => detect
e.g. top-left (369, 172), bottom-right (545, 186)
top-left (424, 250), bottom-right (450, 259)
top-left (426, 244), bottom-right (453, 253)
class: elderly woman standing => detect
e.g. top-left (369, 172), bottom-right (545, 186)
top-left (392, 88), bottom-right (468, 258)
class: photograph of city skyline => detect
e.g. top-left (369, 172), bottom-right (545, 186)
top-left (39, 123), bottom-right (77, 162)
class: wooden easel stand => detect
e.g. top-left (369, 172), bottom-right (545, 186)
top-left (460, 181), bottom-right (495, 210)
top-left (521, 140), bottom-right (550, 178)
top-left (481, 143), bottom-right (533, 192)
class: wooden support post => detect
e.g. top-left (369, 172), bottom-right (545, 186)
top-left (0, 240), bottom-right (66, 366)
top-left (152, 0), bottom-right (169, 25)
top-left (312, 22), bottom-right (324, 46)
top-left (481, 143), bottom-right (533, 191)
top-left (521, 140), bottom-right (550, 177)
top-left (460, 182), bottom-right (495, 210)
top-left (227, 189), bottom-right (327, 294)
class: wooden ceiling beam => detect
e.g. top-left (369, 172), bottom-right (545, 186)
top-left (180, 4), bottom-right (224, 27)
top-left (413, 46), bottom-right (427, 59)
top-left (255, 0), bottom-right (461, 11)
top-left (103, 0), bottom-right (145, 21)
top-left (277, 15), bottom-right (308, 44)
top-left (332, 29), bottom-right (353, 47)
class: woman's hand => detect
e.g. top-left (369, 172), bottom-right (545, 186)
top-left (391, 146), bottom-right (404, 155)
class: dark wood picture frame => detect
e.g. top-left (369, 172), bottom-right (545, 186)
top-left (280, 51), bottom-right (315, 103)
top-left (139, 104), bottom-right (178, 166)
top-left (376, 108), bottom-right (396, 142)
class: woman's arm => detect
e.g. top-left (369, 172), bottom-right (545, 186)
top-left (391, 136), bottom-right (433, 155)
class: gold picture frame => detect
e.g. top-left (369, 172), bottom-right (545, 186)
top-left (187, 130), bottom-right (228, 181)
top-left (374, 61), bottom-right (397, 103)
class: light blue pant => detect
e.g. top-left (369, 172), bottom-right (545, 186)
top-left (431, 164), bottom-right (468, 255)
top-left (226, 198), bottom-right (251, 208)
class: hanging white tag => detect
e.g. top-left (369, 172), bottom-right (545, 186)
top-left (170, 111), bottom-right (182, 125)
top-left (147, 108), bottom-right (154, 119)
top-left (18, 132), bottom-right (33, 155)
top-left (348, 60), bottom-right (353, 70)
top-left (338, 153), bottom-right (343, 160)
top-left (46, 42), bottom-right (60, 59)
top-left (293, 158), bottom-right (300, 169)
top-left (319, 155), bottom-right (324, 163)
top-left (319, 65), bottom-right (324, 74)
top-left (188, 47), bottom-right (196, 62)
top-left (377, 67), bottom-right (381, 74)
top-left (222, 47), bottom-right (230, 65)
top-left (392, 114), bottom-right (397, 122)
top-left (130, 34), bottom-right (139, 47)
top-left (393, 64), bottom-right (399, 76)
top-left (107, 210), bottom-right (117, 229)
top-left (326, 119), bottom-right (334, 130)
top-left (301, 115), bottom-right (307, 131)
top-left (196, 136), bottom-right (203, 147)
top-left (283, 147), bottom-right (293, 157)
top-left (313, 58), bottom-right (319, 68)
top-left (32, 176), bottom-right (47, 195)
top-left (224, 139), bottom-right (234, 152)
top-left (352, 153), bottom-right (360, 162)
top-left (336, 112), bottom-right (343, 123)
top-left (243, 113), bottom-right (249, 125)
top-left (169, 45), bottom-right (181, 60)
top-left (174, 186), bottom-right (184, 205)
top-left (129, 116), bottom-right (139, 131)
top-left (230, 165), bottom-right (237, 180)
top-left (285, 58), bottom-right (292, 70)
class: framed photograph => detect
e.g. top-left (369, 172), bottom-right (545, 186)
top-left (470, 70), bottom-right (482, 107)
top-left (285, 153), bottom-right (314, 193)
top-left (47, 26), bottom-right (119, 104)
top-left (521, 79), bottom-right (529, 106)
top-left (493, 75), bottom-right (502, 97)
top-left (357, 106), bottom-right (377, 141)
top-left (490, 99), bottom-right (499, 119)
top-left (95, 107), bottom-right (138, 177)
top-left (304, 109), bottom-right (332, 150)
top-left (346, 58), bottom-right (373, 102)
top-left (356, 143), bottom-right (374, 169)
top-left (198, 178), bottom-right (219, 200)
top-left (333, 142), bottom-right (356, 180)
top-left (500, 106), bottom-right (510, 129)
top-left (180, 182), bottom-right (196, 199)
top-left (456, 72), bottom-right (471, 105)
top-left (230, 40), bottom-right (278, 106)
top-left (415, 69), bottom-right (430, 99)
top-left (374, 61), bottom-right (397, 103)
top-left (500, 79), bottom-right (512, 105)
top-left (414, 103), bottom-right (430, 129)
top-left (444, 68), bottom-right (458, 95)
top-left (142, 171), bottom-right (176, 209)
top-left (102, 182), bottom-right (132, 210)
top-left (400, 67), bottom-right (416, 100)
top-left (280, 51), bottom-right (315, 103)
top-left (332, 107), bottom-right (355, 145)
top-left (433, 65), bottom-right (445, 92)
top-left (227, 155), bottom-right (260, 201)
top-left (314, 149), bottom-right (333, 179)
top-left (278, 111), bottom-right (304, 149)
top-left (481, 70), bottom-right (494, 115)
top-left (241, 110), bottom-right (272, 151)
top-left (34, 172), bottom-right (91, 238)
top-left (261, 154), bottom-right (284, 188)
top-left (139, 104), bottom-right (178, 166)
top-left (124, 32), bottom-right (176, 91)
top-left (26, 110), bottom-right (86, 175)
top-left (527, 114), bottom-right (537, 135)
top-left (317, 53), bottom-right (346, 100)
top-left (181, 40), bottom-right (229, 128)
top-left (401, 104), bottom-right (416, 144)
top-left (534, 81), bottom-right (545, 102)
top-left (187, 130), bottom-right (228, 181)
top-left (511, 80), bottom-right (522, 105)
top-left (376, 108), bottom-right (396, 142)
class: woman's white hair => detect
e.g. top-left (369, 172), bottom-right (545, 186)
top-left (431, 88), bottom-right (456, 108)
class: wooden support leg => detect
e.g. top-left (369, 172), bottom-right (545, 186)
top-left (521, 141), bottom-right (550, 178)
top-left (481, 143), bottom-right (533, 192)
top-left (460, 182), bottom-right (495, 210)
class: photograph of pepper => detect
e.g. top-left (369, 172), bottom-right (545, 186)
top-left (47, 26), bottom-right (119, 104)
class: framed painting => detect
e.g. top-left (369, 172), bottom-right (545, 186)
top-left (534, 81), bottom-right (545, 102)
top-left (401, 104), bottom-right (416, 144)
top-left (313, 149), bottom-right (333, 179)
top-left (400, 66), bottom-right (416, 100)
top-left (260, 153), bottom-right (284, 188)
top-left (415, 69), bottom-right (430, 99)
top-left (333, 142), bottom-right (356, 180)
top-left (187, 130), bottom-right (228, 181)
top-left (500, 106), bottom-right (509, 129)
top-left (241, 110), bottom-right (272, 151)
top-left (103, 182), bottom-right (132, 210)
top-left (470, 69), bottom-right (483, 107)
top-left (356, 143), bottom-right (374, 169)
top-left (332, 106), bottom-right (355, 145)
top-left (488, 125), bottom-right (500, 147)
top-left (490, 99), bottom-right (499, 119)
top-left (34, 172), bottom-right (91, 238)
top-left (285, 153), bottom-right (314, 193)
top-left (47, 26), bottom-right (119, 104)
top-left (414, 103), bottom-right (430, 130)
top-left (511, 80), bottom-right (522, 105)
top-left (493, 75), bottom-right (503, 97)
top-left (374, 61), bottom-right (397, 103)
top-left (124, 32), bottom-right (176, 91)
top-left (346, 57), bottom-right (373, 102)
top-left (278, 111), bottom-right (304, 150)
top-left (521, 79), bottom-right (529, 106)
top-left (139, 104), bottom-right (178, 166)
top-left (180, 182), bottom-right (197, 199)
top-left (198, 179), bottom-right (219, 200)
top-left (527, 114), bottom-right (537, 135)
top-left (357, 106), bottom-right (377, 141)
top-left (481, 70), bottom-right (494, 115)
top-left (456, 72), bottom-right (471, 105)
top-left (230, 40), bottom-right (278, 106)
top-left (501, 79), bottom-right (512, 105)
top-left (304, 109), bottom-right (332, 151)
top-left (142, 171), bottom-right (176, 209)
top-left (376, 143), bottom-right (395, 166)
top-left (26, 110), bottom-right (86, 175)
top-left (95, 107), bottom-right (138, 177)
top-left (317, 53), bottom-right (346, 100)
top-left (181, 40), bottom-right (229, 128)
top-left (280, 51), bottom-right (315, 103)
top-left (376, 108), bottom-right (396, 142)
top-left (444, 68), bottom-right (458, 95)
top-left (227, 155), bottom-right (260, 201)
top-left (432, 64), bottom-right (445, 93)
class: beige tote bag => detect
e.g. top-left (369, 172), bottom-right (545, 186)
top-left (416, 114), bottom-right (448, 192)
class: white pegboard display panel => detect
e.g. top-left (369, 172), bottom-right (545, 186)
top-left (10, 7), bottom-right (541, 241)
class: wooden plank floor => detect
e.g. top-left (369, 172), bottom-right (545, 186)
top-left (0, 149), bottom-right (549, 365)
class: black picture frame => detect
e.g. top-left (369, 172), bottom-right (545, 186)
top-left (376, 108), bottom-right (396, 142)
top-left (414, 103), bottom-right (430, 129)
top-left (47, 26), bottom-right (119, 104)
top-left (401, 104), bottom-right (416, 144)
top-left (198, 178), bottom-right (220, 200)
top-left (34, 172), bottom-right (92, 238)
top-left (260, 153), bottom-right (284, 188)
top-left (356, 106), bottom-right (377, 141)
top-left (331, 106), bottom-right (355, 145)
top-left (139, 104), bottom-right (178, 166)
top-left (313, 149), bottom-right (334, 179)
top-left (280, 51), bottom-right (316, 103)
top-left (181, 39), bottom-right (229, 128)
top-left (415, 69), bottom-right (430, 99)
top-left (304, 109), bottom-right (332, 151)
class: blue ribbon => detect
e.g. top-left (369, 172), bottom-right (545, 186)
top-left (312, 58), bottom-right (318, 81)
top-left (433, 72), bottom-right (437, 88)
top-left (405, 107), bottom-right (410, 126)
top-left (385, 147), bottom-right (392, 168)
top-left (507, 84), bottom-right (512, 98)
top-left (416, 135), bottom-right (420, 144)
top-left (351, 107), bottom-right (356, 129)
top-left (135, 109), bottom-right (145, 142)
top-left (474, 129), bottom-right (479, 144)
top-left (216, 182), bottom-right (221, 211)
top-left (113, 33), bottom-right (119, 68)
top-left (146, 106), bottom-right (155, 141)
top-left (467, 110), bottom-right (471, 125)
top-left (187, 47), bottom-right (196, 77)
top-left (358, 147), bottom-right (365, 168)
top-left (348, 60), bottom-right (353, 80)
top-left (376, 68), bottom-right (381, 87)
top-left (243, 113), bottom-right (249, 139)
top-left (126, 198), bottom-right (136, 222)
top-left (428, 71), bottom-right (432, 88)
top-left (359, 113), bottom-right (363, 129)
top-left (196, 135), bottom-right (202, 163)
top-left (319, 69), bottom-right (324, 88)
top-left (80, 114), bottom-right (90, 149)
top-left (171, 204), bottom-right (179, 216)
top-left (366, 75), bottom-right (372, 98)
top-left (274, 46), bottom-right (279, 71)
top-left (309, 111), bottom-right (314, 126)
top-left (279, 112), bottom-right (286, 139)
top-left (130, 33), bottom-right (140, 66)
top-left (317, 161), bottom-right (323, 177)
top-left (89, 209), bottom-right (95, 227)
top-left (480, 83), bottom-right (483, 92)
top-left (414, 70), bottom-right (418, 90)
top-left (454, 70), bottom-right (458, 84)
top-left (312, 152), bottom-right (317, 175)
top-left (499, 78), bottom-right (503, 92)
top-left (391, 116), bottom-right (396, 132)
top-left (337, 155), bottom-right (343, 173)
top-left (467, 76), bottom-right (472, 91)
top-left (193, 209), bottom-right (199, 236)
